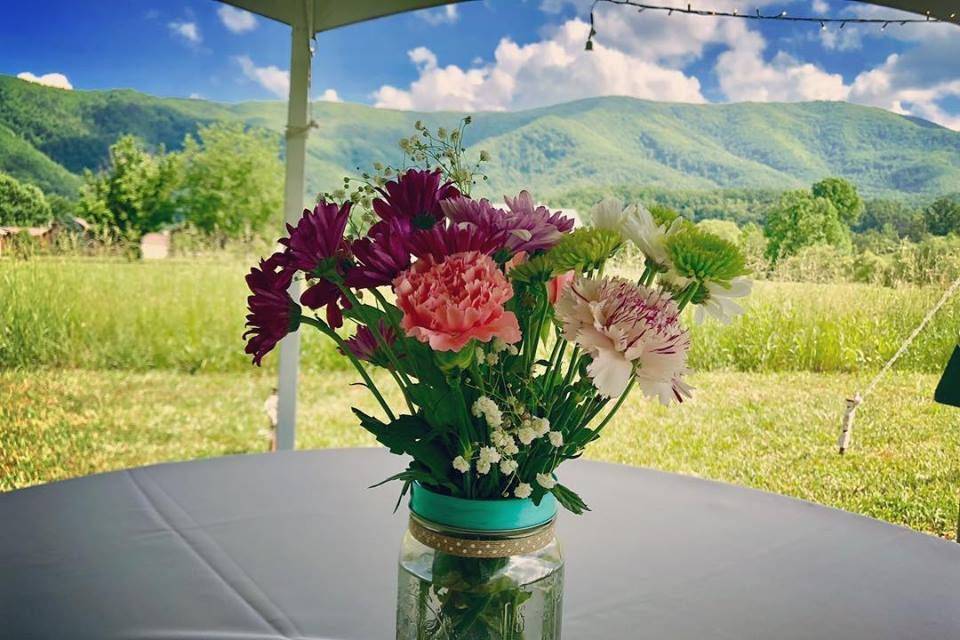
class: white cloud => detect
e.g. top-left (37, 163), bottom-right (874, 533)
top-left (16, 72), bottom-right (73, 90)
top-left (218, 6), bottom-right (257, 34)
top-left (169, 20), bottom-right (201, 44)
top-left (417, 5), bottom-right (459, 25)
top-left (818, 24), bottom-right (863, 52)
top-left (317, 89), bottom-right (342, 102)
top-left (716, 30), bottom-right (849, 102)
top-left (373, 0), bottom-right (958, 130)
top-left (849, 53), bottom-right (960, 130)
top-left (235, 55), bottom-right (289, 98)
top-left (188, 92), bottom-right (203, 100)
top-left (373, 18), bottom-right (704, 111)
top-left (811, 0), bottom-right (830, 14)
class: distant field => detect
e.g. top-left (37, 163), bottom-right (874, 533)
top-left (1, 258), bottom-right (957, 374)
top-left (1, 369), bottom-right (956, 538)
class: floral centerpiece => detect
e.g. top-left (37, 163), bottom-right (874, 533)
top-left (244, 119), bottom-right (751, 639)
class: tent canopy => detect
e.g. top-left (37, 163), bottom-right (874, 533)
top-left (219, 1), bottom-right (465, 33)
top-left (221, 0), bottom-right (957, 29)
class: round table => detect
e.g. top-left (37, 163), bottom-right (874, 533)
top-left (2, 448), bottom-right (958, 639)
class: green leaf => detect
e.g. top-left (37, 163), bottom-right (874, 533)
top-left (352, 409), bottom-right (455, 489)
top-left (407, 382), bottom-right (460, 434)
top-left (552, 483), bottom-right (590, 515)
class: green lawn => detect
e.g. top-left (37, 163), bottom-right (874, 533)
top-left (3, 368), bottom-right (957, 539)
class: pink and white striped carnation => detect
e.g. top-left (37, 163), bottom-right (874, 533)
top-left (555, 276), bottom-right (692, 403)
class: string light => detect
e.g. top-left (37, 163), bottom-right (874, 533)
top-left (582, 0), bottom-right (959, 49)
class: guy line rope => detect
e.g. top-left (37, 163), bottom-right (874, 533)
top-left (838, 273), bottom-right (960, 454)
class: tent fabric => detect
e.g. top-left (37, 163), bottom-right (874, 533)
top-left (2, 448), bottom-right (960, 639)
top-left (216, 1), bottom-right (957, 30)
top-left (218, 0), bottom-right (467, 33)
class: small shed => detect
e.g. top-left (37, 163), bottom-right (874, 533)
top-left (0, 226), bottom-right (52, 257)
top-left (140, 231), bottom-right (170, 260)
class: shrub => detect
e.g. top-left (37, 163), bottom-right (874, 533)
top-left (0, 173), bottom-right (51, 226)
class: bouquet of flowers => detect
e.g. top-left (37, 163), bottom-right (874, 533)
top-left (243, 118), bottom-right (751, 513)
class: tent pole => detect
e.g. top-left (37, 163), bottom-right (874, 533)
top-left (276, 13), bottom-right (312, 451)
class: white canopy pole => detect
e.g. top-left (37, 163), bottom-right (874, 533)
top-left (276, 7), bottom-right (313, 450)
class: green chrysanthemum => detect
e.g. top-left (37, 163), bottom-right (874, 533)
top-left (665, 227), bottom-right (747, 285)
top-left (549, 228), bottom-right (623, 273)
top-left (508, 253), bottom-right (557, 284)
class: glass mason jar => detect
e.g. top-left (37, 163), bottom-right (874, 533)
top-left (397, 484), bottom-right (564, 640)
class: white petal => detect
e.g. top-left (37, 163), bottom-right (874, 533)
top-left (587, 348), bottom-right (634, 398)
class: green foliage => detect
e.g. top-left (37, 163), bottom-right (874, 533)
top-left (923, 195), bottom-right (960, 236)
top-left (855, 198), bottom-right (926, 240)
top-left (739, 222), bottom-right (769, 275)
top-left (75, 135), bottom-right (180, 239)
top-left (556, 186), bottom-right (782, 226)
top-left (177, 123), bottom-right (283, 237)
top-left (696, 218), bottom-right (741, 244)
top-left (812, 177), bottom-right (864, 226)
top-left (0, 172), bottom-right (51, 225)
top-left (0, 124), bottom-right (81, 196)
top-left (764, 190), bottom-right (850, 262)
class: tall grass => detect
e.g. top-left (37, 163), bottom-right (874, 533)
top-left (0, 258), bottom-right (346, 373)
top-left (1, 258), bottom-right (957, 374)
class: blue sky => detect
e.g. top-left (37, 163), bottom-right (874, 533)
top-left (2, 0), bottom-right (958, 128)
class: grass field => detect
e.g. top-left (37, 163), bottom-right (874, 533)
top-left (2, 368), bottom-right (957, 538)
top-left (1, 258), bottom-right (957, 374)
top-left (1, 258), bottom-right (958, 539)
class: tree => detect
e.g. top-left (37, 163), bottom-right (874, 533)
top-left (0, 172), bottom-right (52, 226)
top-left (812, 177), bottom-right (864, 226)
top-left (696, 219), bottom-right (741, 245)
top-left (177, 123), bottom-right (283, 237)
top-left (924, 196), bottom-right (960, 236)
top-left (857, 198), bottom-right (926, 240)
top-left (76, 135), bottom-right (180, 239)
top-left (764, 190), bottom-right (850, 262)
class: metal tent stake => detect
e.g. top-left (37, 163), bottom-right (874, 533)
top-left (837, 393), bottom-right (862, 455)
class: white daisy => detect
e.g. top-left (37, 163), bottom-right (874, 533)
top-left (694, 276), bottom-right (752, 325)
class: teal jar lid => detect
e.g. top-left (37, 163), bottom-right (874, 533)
top-left (409, 483), bottom-right (557, 532)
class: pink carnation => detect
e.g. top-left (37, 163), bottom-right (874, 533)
top-left (556, 276), bottom-right (691, 402)
top-left (393, 251), bottom-right (521, 352)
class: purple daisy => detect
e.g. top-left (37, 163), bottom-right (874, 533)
top-left (279, 201), bottom-right (353, 328)
top-left (441, 193), bottom-right (574, 255)
top-left (346, 221), bottom-right (411, 289)
top-left (405, 220), bottom-right (507, 262)
top-left (340, 320), bottom-right (398, 368)
top-left (504, 190), bottom-right (576, 231)
top-left (372, 168), bottom-right (460, 233)
top-left (280, 201), bottom-right (352, 274)
top-left (243, 257), bottom-right (301, 366)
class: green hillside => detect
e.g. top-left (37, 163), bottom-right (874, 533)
top-left (1, 74), bottom-right (958, 200)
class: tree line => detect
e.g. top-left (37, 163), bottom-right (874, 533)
top-left (0, 122), bottom-right (283, 241)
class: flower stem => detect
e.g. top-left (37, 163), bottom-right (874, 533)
top-left (336, 284), bottom-right (415, 408)
top-left (302, 315), bottom-right (396, 421)
top-left (674, 282), bottom-right (700, 312)
top-left (592, 377), bottom-right (636, 433)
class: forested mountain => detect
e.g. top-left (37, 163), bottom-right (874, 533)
top-left (1, 74), bottom-right (957, 200)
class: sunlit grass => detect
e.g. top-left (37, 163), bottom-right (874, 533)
top-left (2, 368), bottom-right (957, 538)
top-left (1, 258), bottom-right (957, 374)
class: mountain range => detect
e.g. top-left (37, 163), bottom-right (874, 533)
top-left (1, 74), bottom-right (958, 201)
